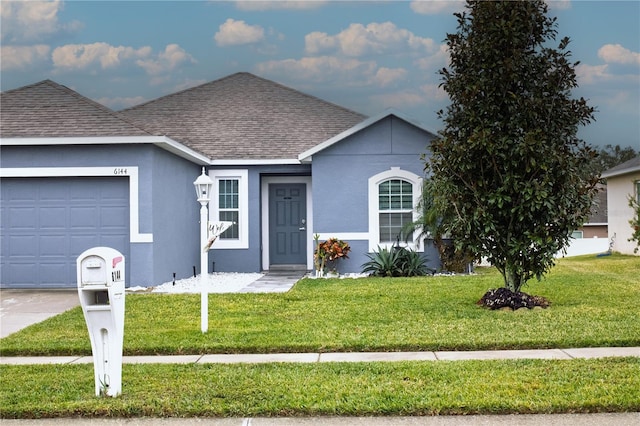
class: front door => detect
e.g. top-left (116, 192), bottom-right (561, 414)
top-left (269, 183), bottom-right (306, 266)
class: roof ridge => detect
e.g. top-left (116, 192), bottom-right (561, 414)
top-left (120, 72), bottom-right (366, 119)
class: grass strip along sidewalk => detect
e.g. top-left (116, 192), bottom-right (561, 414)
top-left (1, 255), bottom-right (639, 417)
top-left (2, 358), bottom-right (639, 418)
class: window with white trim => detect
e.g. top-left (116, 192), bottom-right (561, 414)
top-left (379, 179), bottom-right (414, 244)
top-left (368, 168), bottom-right (422, 252)
top-left (210, 169), bottom-right (248, 249)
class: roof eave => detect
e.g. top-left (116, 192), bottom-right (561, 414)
top-left (0, 136), bottom-right (210, 165)
top-left (601, 165), bottom-right (640, 179)
top-left (209, 158), bottom-right (302, 166)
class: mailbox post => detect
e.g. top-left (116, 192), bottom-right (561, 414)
top-left (77, 247), bottom-right (125, 397)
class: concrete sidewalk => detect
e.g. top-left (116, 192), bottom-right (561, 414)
top-left (1, 346), bottom-right (639, 365)
top-left (2, 413), bottom-right (640, 425)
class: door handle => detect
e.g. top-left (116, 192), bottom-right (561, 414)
top-left (299, 219), bottom-right (306, 231)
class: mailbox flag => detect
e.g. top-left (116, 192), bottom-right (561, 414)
top-left (112, 256), bottom-right (123, 268)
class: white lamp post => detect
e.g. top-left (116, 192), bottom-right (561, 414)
top-left (193, 167), bottom-right (213, 333)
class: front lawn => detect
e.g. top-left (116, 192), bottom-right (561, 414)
top-left (2, 255), bottom-right (639, 418)
top-left (1, 254), bottom-right (638, 356)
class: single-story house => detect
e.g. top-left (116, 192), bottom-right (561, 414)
top-left (601, 156), bottom-right (640, 255)
top-left (1, 73), bottom-right (438, 289)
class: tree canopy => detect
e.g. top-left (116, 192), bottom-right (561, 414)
top-left (428, 0), bottom-right (599, 292)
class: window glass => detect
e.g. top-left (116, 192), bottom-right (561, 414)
top-left (218, 179), bottom-right (239, 239)
top-left (378, 179), bottom-right (413, 243)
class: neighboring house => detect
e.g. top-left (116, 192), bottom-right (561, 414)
top-left (559, 185), bottom-right (609, 258)
top-left (1, 73), bottom-right (437, 289)
top-left (601, 156), bottom-right (640, 255)
top-left (575, 185), bottom-right (608, 239)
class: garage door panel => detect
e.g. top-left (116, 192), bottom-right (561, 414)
top-left (6, 263), bottom-right (37, 285)
top-left (40, 207), bottom-right (67, 229)
top-left (101, 206), bottom-right (128, 227)
top-left (70, 206), bottom-right (99, 228)
top-left (1, 177), bottom-right (129, 289)
top-left (40, 261), bottom-right (67, 280)
top-left (40, 235), bottom-right (67, 256)
top-left (8, 207), bottom-right (37, 229)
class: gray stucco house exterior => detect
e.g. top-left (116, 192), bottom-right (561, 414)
top-left (1, 73), bottom-right (438, 289)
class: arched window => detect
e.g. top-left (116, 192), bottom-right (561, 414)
top-left (368, 168), bottom-right (422, 251)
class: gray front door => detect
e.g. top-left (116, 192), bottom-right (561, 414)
top-left (269, 183), bottom-right (306, 266)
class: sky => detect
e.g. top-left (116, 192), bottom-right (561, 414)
top-left (1, 0), bottom-right (639, 150)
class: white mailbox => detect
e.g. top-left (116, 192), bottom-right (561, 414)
top-left (77, 247), bottom-right (125, 397)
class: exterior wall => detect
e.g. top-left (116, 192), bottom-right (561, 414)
top-left (580, 225), bottom-right (608, 239)
top-left (0, 143), bottom-right (202, 287)
top-left (208, 164), bottom-right (312, 272)
top-left (607, 171), bottom-right (640, 255)
top-left (311, 116), bottom-right (436, 273)
top-left (150, 147), bottom-right (202, 285)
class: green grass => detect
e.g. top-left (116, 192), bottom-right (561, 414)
top-left (2, 358), bottom-right (639, 418)
top-left (1, 255), bottom-right (639, 418)
top-left (1, 255), bottom-right (638, 356)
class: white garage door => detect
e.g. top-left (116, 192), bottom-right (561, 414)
top-left (1, 177), bottom-right (129, 289)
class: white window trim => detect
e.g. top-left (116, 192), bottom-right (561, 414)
top-left (0, 166), bottom-right (152, 243)
top-left (368, 167), bottom-right (423, 252)
top-left (209, 169), bottom-right (249, 249)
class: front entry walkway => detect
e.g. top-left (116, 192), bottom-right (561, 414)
top-left (239, 270), bottom-right (308, 293)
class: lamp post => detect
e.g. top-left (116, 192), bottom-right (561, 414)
top-left (193, 167), bottom-right (213, 333)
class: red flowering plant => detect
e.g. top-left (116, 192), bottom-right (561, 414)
top-left (314, 235), bottom-right (351, 276)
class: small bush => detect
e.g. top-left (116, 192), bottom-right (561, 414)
top-left (362, 245), bottom-right (433, 277)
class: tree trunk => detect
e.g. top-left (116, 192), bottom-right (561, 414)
top-left (504, 264), bottom-right (525, 293)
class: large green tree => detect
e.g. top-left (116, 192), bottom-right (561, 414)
top-left (429, 0), bottom-right (599, 292)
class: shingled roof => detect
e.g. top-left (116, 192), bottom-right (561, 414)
top-left (120, 72), bottom-right (367, 161)
top-left (0, 80), bottom-right (152, 138)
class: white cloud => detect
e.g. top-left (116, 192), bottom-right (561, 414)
top-left (136, 44), bottom-right (197, 76)
top-left (0, 44), bottom-right (50, 71)
top-left (234, 1), bottom-right (327, 11)
top-left (368, 82), bottom-right (448, 111)
top-left (52, 42), bottom-right (151, 70)
top-left (598, 44), bottom-right (640, 66)
top-left (546, 0), bottom-right (572, 11)
top-left (256, 56), bottom-right (377, 84)
top-left (214, 18), bottom-right (265, 46)
top-left (369, 91), bottom-right (426, 109)
top-left (373, 68), bottom-right (408, 87)
top-left (305, 22), bottom-right (436, 57)
top-left (410, 0), bottom-right (465, 15)
top-left (420, 83), bottom-right (448, 101)
top-left (414, 43), bottom-right (449, 70)
top-left (575, 63), bottom-right (610, 85)
top-left (0, 0), bottom-right (82, 43)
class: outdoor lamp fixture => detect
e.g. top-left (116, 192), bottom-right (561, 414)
top-left (194, 167), bottom-right (213, 204)
top-left (193, 167), bottom-right (213, 333)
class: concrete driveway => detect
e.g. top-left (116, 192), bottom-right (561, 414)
top-left (0, 290), bottom-right (79, 338)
